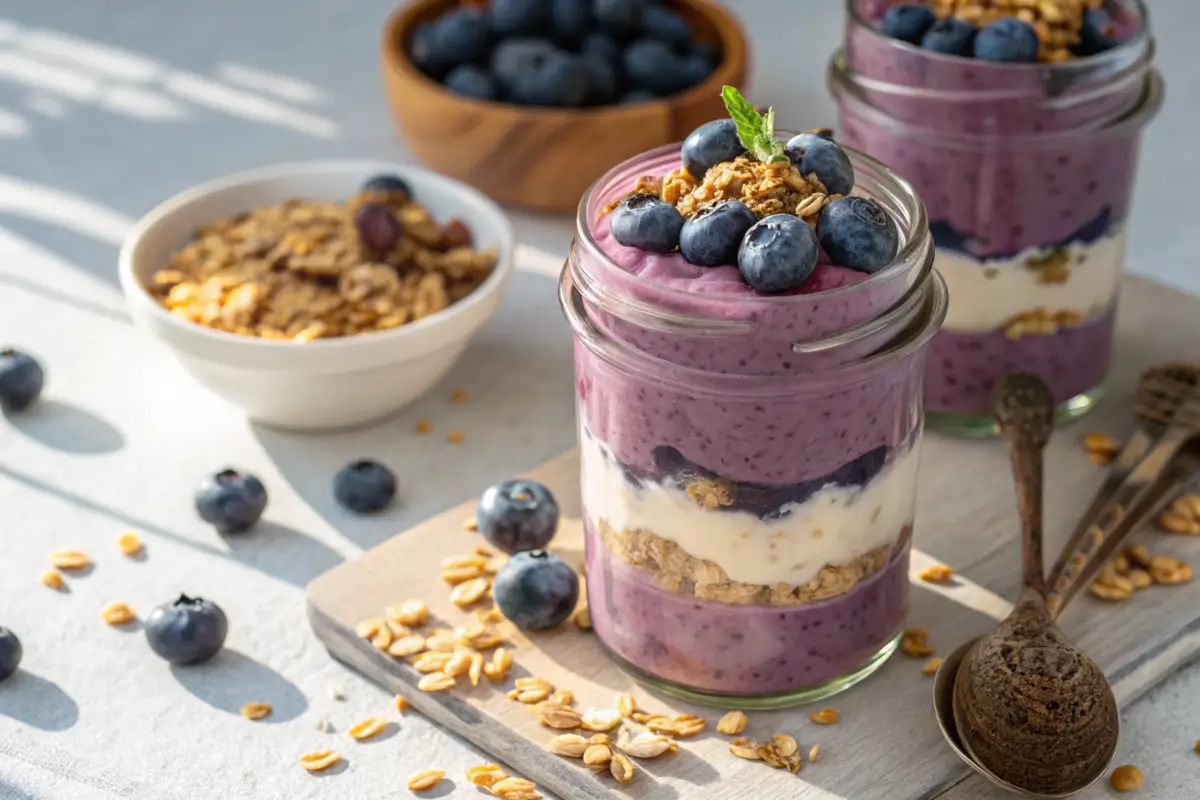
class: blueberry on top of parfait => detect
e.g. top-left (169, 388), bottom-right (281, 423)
top-left (817, 197), bottom-right (901, 275)
top-left (785, 132), bottom-right (855, 196)
top-left (1076, 8), bottom-right (1120, 56)
top-left (880, 4), bottom-right (937, 44)
top-left (920, 17), bottom-right (978, 56)
top-left (973, 18), bottom-right (1041, 62)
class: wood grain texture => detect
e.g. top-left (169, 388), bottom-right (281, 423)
top-left (308, 275), bottom-right (1200, 800)
top-left (379, 0), bottom-right (750, 212)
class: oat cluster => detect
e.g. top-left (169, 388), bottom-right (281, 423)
top-left (1087, 543), bottom-right (1192, 601)
top-left (1158, 493), bottom-right (1200, 536)
top-left (924, 0), bottom-right (1108, 61)
top-left (655, 156), bottom-right (832, 221)
top-left (1024, 247), bottom-right (1073, 285)
top-left (149, 193), bottom-right (496, 342)
top-left (598, 518), bottom-right (904, 606)
top-left (1002, 307), bottom-right (1083, 340)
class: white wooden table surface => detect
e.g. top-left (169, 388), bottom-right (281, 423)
top-left (0, 1), bottom-right (1196, 798)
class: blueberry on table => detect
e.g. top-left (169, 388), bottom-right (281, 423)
top-left (445, 65), bottom-right (498, 101)
top-left (1076, 9), bottom-right (1119, 56)
top-left (493, 550), bottom-right (579, 630)
top-left (334, 460), bottom-right (397, 514)
top-left (680, 118), bottom-right (746, 180)
top-left (507, 51), bottom-right (590, 107)
top-left (622, 39), bottom-right (683, 96)
top-left (489, 0), bottom-right (552, 38)
top-left (477, 479), bottom-right (560, 555)
top-left (679, 201), bottom-right (758, 267)
top-left (354, 203), bottom-right (402, 251)
top-left (551, 0), bottom-right (593, 46)
top-left (194, 469), bottom-right (268, 534)
top-left (595, 0), bottom-right (645, 40)
top-left (738, 214), bottom-right (820, 293)
top-left (880, 4), bottom-right (937, 45)
top-left (0, 348), bottom-right (44, 413)
top-left (817, 196), bottom-right (901, 274)
top-left (431, 7), bottom-right (493, 67)
top-left (921, 18), bottom-right (977, 57)
top-left (640, 6), bottom-right (691, 49)
top-left (144, 595), bottom-right (228, 665)
top-left (784, 134), bottom-right (854, 196)
top-left (973, 18), bottom-right (1040, 63)
top-left (580, 33), bottom-right (621, 64)
top-left (0, 627), bottom-right (22, 681)
top-left (610, 194), bottom-right (684, 253)
top-left (361, 173), bottom-right (412, 200)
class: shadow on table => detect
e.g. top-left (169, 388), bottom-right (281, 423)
top-left (170, 649), bottom-right (307, 722)
top-left (0, 464), bottom-right (343, 588)
top-left (6, 399), bottom-right (126, 454)
top-left (0, 671), bottom-right (79, 731)
top-left (0, 780), bottom-right (35, 800)
top-left (250, 269), bottom-right (577, 553)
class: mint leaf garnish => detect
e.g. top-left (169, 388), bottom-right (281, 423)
top-left (721, 85), bottom-right (786, 164)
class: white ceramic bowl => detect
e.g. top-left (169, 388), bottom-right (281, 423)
top-left (119, 160), bottom-right (515, 431)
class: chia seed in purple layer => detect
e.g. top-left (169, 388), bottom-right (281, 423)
top-left (584, 518), bottom-right (911, 695)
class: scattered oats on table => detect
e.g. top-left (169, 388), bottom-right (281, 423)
top-left (901, 627), bottom-right (934, 657)
top-left (116, 531), bottom-right (144, 556)
top-left (447, 430), bottom-right (466, 444)
top-left (406, 768), bottom-right (445, 792)
top-left (414, 419), bottom-right (433, 434)
top-left (1109, 764), bottom-right (1143, 792)
top-left (918, 564), bottom-right (954, 583)
top-left (922, 657), bottom-right (945, 676)
top-left (716, 710), bottom-right (748, 735)
top-left (465, 763), bottom-right (507, 788)
top-left (239, 702), bottom-right (272, 720)
top-left (1082, 431), bottom-right (1122, 464)
top-left (148, 193), bottom-right (498, 342)
top-left (1159, 493), bottom-right (1200, 535)
top-left (450, 389), bottom-right (467, 402)
top-left (50, 550), bottom-right (91, 570)
top-left (100, 602), bottom-right (137, 626)
top-left (40, 570), bottom-right (65, 590)
top-left (298, 749), bottom-right (341, 772)
top-left (810, 707), bottom-right (839, 725)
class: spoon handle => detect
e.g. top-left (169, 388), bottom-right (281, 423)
top-left (992, 374), bottom-right (1056, 596)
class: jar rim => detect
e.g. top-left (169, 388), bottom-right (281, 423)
top-left (573, 137), bottom-right (932, 317)
top-left (844, 0), bottom-right (1154, 82)
top-left (559, 265), bottom-right (949, 397)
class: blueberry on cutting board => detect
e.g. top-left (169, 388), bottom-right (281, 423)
top-left (194, 469), bottom-right (268, 534)
top-left (144, 595), bottom-right (228, 665)
top-left (493, 550), bottom-right (579, 630)
top-left (477, 479), bottom-right (560, 555)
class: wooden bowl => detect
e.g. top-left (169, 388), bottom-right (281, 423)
top-left (380, 0), bottom-right (750, 213)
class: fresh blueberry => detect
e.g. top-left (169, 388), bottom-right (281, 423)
top-left (508, 50), bottom-right (590, 106)
top-left (445, 64), bottom-right (498, 100)
top-left (622, 39), bottom-right (683, 95)
top-left (679, 201), bottom-right (758, 267)
top-left (610, 194), bottom-right (684, 253)
top-left (354, 203), bottom-right (402, 251)
top-left (489, 0), bottom-right (551, 37)
top-left (680, 118), bottom-right (745, 179)
top-left (581, 56), bottom-right (618, 105)
top-left (973, 18), bottom-right (1040, 62)
top-left (595, 0), bottom-right (644, 39)
top-left (410, 23), bottom-right (452, 79)
top-left (677, 54), bottom-right (712, 89)
top-left (817, 197), bottom-right (901, 274)
top-left (784, 134), bottom-right (854, 196)
top-left (641, 5), bottom-right (691, 49)
top-left (1076, 9), bottom-right (1119, 56)
top-left (620, 89), bottom-right (657, 104)
top-left (688, 40), bottom-right (721, 66)
top-left (490, 39), bottom-right (559, 91)
top-left (737, 214), bottom-right (820, 293)
top-left (0, 348), bottom-right (44, 413)
top-left (362, 173), bottom-right (412, 199)
top-left (921, 18), bottom-right (977, 56)
top-left (334, 459), bottom-right (397, 514)
top-left (0, 627), bottom-right (21, 681)
top-left (880, 4), bottom-right (937, 45)
top-left (580, 33), bottom-right (622, 63)
top-left (144, 595), bottom-right (228, 666)
top-left (194, 469), bottom-right (268, 534)
top-left (431, 7), bottom-right (492, 67)
top-left (492, 550), bottom-right (579, 630)
top-left (477, 479), bottom-right (560, 555)
top-left (551, 0), bottom-right (592, 45)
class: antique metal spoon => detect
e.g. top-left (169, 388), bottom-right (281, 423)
top-left (941, 374), bottom-right (1120, 797)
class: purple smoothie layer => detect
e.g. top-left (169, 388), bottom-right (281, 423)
top-left (584, 517), bottom-right (911, 695)
top-left (927, 305), bottom-right (1115, 414)
top-left (842, 0), bottom-right (1151, 134)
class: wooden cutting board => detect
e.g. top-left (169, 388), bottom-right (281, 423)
top-left (307, 275), bottom-right (1200, 800)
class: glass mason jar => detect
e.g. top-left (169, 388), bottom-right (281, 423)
top-left (558, 141), bottom-right (948, 707)
top-left (832, 0), bottom-right (1163, 436)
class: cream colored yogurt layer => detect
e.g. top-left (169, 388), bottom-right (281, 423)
top-left (580, 433), bottom-right (919, 588)
top-left (939, 230), bottom-right (1126, 331)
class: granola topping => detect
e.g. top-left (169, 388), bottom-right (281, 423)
top-left (923, 0), bottom-right (1109, 62)
top-left (149, 194), bottom-right (497, 341)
